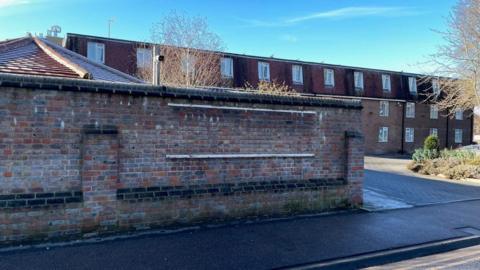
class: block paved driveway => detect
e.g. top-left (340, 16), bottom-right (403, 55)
top-left (363, 156), bottom-right (480, 211)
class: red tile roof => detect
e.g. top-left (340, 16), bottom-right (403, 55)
top-left (0, 37), bottom-right (81, 78)
top-left (0, 35), bottom-right (144, 83)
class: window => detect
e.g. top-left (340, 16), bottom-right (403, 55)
top-left (181, 54), bottom-right (196, 75)
top-left (405, 128), bottom-right (414, 143)
top-left (292, 65), bottom-right (303, 84)
top-left (430, 128), bottom-right (438, 137)
top-left (408, 77), bottom-right (417, 94)
top-left (382, 74), bottom-right (391, 92)
top-left (221, 57), bottom-right (233, 78)
top-left (406, 102), bottom-right (415, 118)
top-left (378, 127), bottom-right (389, 143)
top-left (430, 105), bottom-right (439, 119)
top-left (455, 129), bottom-right (463, 143)
top-left (87, 42), bottom-right (105, 63)
top-left (324, 68), bottom-right (334, 87)
top-left (379, 101), bottom-right (389, 117)
top-left (455, 109), bottom-right (463, 120)
top-left (354, 71), bottom-right (364, 90)
top-left (136, 48), bottom-right (152, 69)
top-left (432, 78), bottom-right (440, 95)
top-left (258, 62), bottom-right (270, 81)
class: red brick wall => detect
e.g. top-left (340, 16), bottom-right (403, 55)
top-left (362, 99), bottom-right (404, 155)
top-left (0, 81), bottom-right (363, 243)
top-left (361, 100), bottom-right (473, 154)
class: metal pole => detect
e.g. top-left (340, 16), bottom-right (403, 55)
top-left (152, 45), bottom-right (157, 85)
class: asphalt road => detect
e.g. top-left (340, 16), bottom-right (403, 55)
top-left (364, 156), bottom-right (480, 210)
top-left (0, 157), bottom-right (479, 269)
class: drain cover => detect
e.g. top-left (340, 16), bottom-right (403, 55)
top-left (456, 227), bottom-right (480, 236)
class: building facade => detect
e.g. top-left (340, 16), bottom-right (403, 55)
top-left (0, 36), bottom-right (364, 243)
top-left (65, 33), bottom-right (475, 154)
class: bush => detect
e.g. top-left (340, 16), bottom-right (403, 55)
top-left (408, 147), bottom-right (480, 180)
top-left (424, 135), bottom-right (439, 151)
top-left (412, 148), bottom-right (439, 162)
top-left (444, 165), bottom-right (480, 180)
top-left (440, 149), bottom-right (476, 162)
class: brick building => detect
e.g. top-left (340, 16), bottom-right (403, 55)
top-left (65, 33), bottom-right (476, 154)
top-left (0, 36), bottom-right (363, 243)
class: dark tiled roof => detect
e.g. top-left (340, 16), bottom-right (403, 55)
top-left (0, 36), bottom-right (144, 83)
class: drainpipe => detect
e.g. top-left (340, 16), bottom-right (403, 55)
top-left (400, 75), bottom-right (405, 154)
top-left (446, 116), bottom-right (449, 148)
top-left (469, 113), bottom-right (474, 144)
top-left (401, 102), bottom-right (405, 154)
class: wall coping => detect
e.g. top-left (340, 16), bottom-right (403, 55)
top-left (0, 73), bottom-right (362, 109)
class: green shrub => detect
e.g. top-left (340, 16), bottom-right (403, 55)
top-left (424, 135), bottom-right (440, 151)
top-left (440, 149), bottom-right (476, 162)
top-left (412, 148), bottom-right (439, 162)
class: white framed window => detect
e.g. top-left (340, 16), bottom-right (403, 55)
top-left (382, 74), bottom-right (391, 92)
top-left (354, 71), bottom-right (364, 90)
top-left (406, 102), bottom-right (415, 118)
top-left (221, 57), bottom-right (233, 78)
top-left (430, 128), bottom-right (438, 137)
top-left (258, 61), bottom-right (270, 81)
top-left (455, 129), bottom-right (463, 143)
top-left (405, 128), bottom-right (414, 143)
top-left (87, 42), bottom-right (105, 63)
top-left (324, 68), bottom-right (334, 87)
top-left (136, 48), bottom-right (152, 69)
top-left (432, 78), bottom-right (440, 95)
top-left (408, 77), bottom-right (417, 94)
top-left (181, 54), bottom-right (196, 75)
top-left (379, 101), bottom-right (389, 117)
top-left (378, 127), bottom-right (389, 143)
top-left (455, 109), bottom-right (463, 120)
top-left (292, 65), bottom-right (303, 84)
top-left (430, 105), bottom-right (439, 119)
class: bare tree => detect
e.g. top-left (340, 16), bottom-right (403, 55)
top-left (427, 0), bottom-right (480, 114)
top-left (150, 11), bottom-right (225, 87)
top-left (243, 80), bottom-right (298, 96)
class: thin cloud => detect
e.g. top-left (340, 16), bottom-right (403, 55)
top-left (0, 0), bottom-right (30, 8)
top-left (239, 6), bottom-right (424, 28)
top-left (287, 6), bottom-right (422, 23)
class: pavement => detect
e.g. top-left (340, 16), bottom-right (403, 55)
top-left (365, 242), bottom-right (480, 270)
top-left (0, 156), bottom-right (479, 270)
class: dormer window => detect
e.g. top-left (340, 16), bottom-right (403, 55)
top-left (354, 71), bottom-right (364, 91)
top-left (87, 42), bottom-right (105, 63)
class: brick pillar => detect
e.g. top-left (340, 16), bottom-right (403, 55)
top-left (81, 125), bottom-right (119, 232)
top-left (345, 131), bottom-right (364, 207)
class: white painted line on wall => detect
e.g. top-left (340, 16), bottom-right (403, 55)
top-left (166, 153), bottom-right (315, 159)
top-left (167, 103), bottom-right (317, 115)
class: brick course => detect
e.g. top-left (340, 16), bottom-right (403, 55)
top-left (0, 74), bottom-right (363, 243)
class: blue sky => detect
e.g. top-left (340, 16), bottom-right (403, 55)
top-left (0, 0), bottom-right (456, 73)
